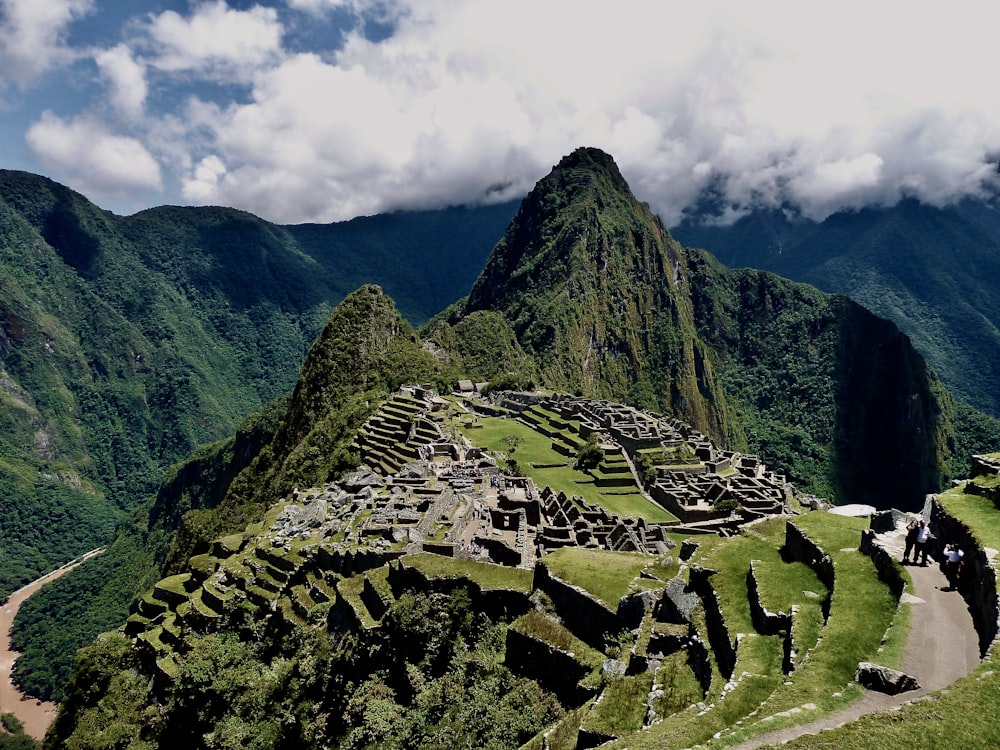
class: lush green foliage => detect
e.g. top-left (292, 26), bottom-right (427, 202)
top-left (0, 167), bottom-right (508, 693)
top-left (673, 198), bottom-right (1000, 418)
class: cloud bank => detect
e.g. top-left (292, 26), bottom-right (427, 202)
top-left (11, 0), bottom-right (1000, 224)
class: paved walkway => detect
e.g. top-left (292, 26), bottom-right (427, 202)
top-left (729, 523), bottom-right (981, 748)
top-left (0, 548), bottom-right (104, 740)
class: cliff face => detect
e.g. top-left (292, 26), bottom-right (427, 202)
top-left (464, 147), bottom-right (733, 440)
top-left (460, 148), bottom-right (955, 508)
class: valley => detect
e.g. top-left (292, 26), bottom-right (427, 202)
top-left (5, 147), bottom-right (1000, 747)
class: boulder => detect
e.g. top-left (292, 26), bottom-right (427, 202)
top-left (660, 577), bottom-right (699, 623)
top-left (855, 662), bottom-right (920, 695)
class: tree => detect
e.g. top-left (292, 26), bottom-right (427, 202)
top-left (575, 435), bottom-right (603, 471)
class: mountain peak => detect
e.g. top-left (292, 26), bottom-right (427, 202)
top-left (542, 146), bottom-right (635, 201)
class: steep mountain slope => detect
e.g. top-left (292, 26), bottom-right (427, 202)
top-left (0, 170), bottom-right (512, 600)
top-left (450, 147), bottom-right (960, 508)
top-left (463, 147), bottom-right (734, 441)
top-left (33, 150), bottom-right (1000, 748)
top-left (672, 198), bottom-right (1000, 416)
top-left (0, 174), bottom-right (510, 702)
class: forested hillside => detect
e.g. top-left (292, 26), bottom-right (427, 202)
top-left (7, 149), bottom-right (1000, 719)
top-left (0, 173), bottom-right (512, 701)
top-left (0, 170), bottom-right (513, 601)
top-left (673, 197), bottom-right (1000, 417)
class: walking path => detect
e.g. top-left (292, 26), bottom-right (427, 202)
top-left (0, 548), bottom-right (105, 741)
top-left (729, 523), bottom-right (981, 748)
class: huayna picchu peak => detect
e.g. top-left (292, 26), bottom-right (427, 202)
top-left (5, 147), bottom-right (1000, 749)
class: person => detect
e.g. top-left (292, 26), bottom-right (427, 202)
top-left (943, 544), bottom-right (964, 590)
top-left (902, 519), bottom-right (919, 564)
top-left (915, 520), bottom-right (932, 565)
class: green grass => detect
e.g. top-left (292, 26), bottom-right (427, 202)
top-left (937, 488), bottom-right (1000, 550)
top-left (540, 548), bottom-right (651, 608)
top-left (711, 512), bottom-right (898, 746)
top-left (458, 416), bottom-right (676, 522)
top-left (583, 673), bottom-right (654, 736)
top-left (403, 552), bottom-right (533, 592)
top-left (512, 610), bottom-right (604, 666)
top-left (605, 512), bottom-right (900, 749)
top-left (760, 493), bottom-right (1000, 749)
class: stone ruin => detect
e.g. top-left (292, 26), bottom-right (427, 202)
top-left (272, 385), bottom-right (798, 569)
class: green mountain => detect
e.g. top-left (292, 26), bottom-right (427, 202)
top-left (0, 173), bottom-right (511, 701)
top-left (439, 148), bottom-right (972, 508)
top-left (32, 148), bottom-right (1000, 750)
top-left (5, 149), bottom-right (1000, 744)
top-left (672, 198), bottom-right (1000, 417)
top-left (0, 170), bottom-right (513, 601)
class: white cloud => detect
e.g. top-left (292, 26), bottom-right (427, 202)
top-left (11, 0), bottom-right (1000, 224)
top-left (182, 154), bottom-right (227, 201)
top-left (95, 44), bottom-right (147, 120)
top-left (0, 0), bottom-right (92, 89)
top-left (26, 111), bottom-right (162, 196)
top-left (145, 0), bottom-right (283, 81)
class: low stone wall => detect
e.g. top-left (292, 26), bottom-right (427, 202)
top-left (315, 547), bottom-right (404, 576)
top-left (859, 525), bottom-right (906, 599)
top-left (533, 562), bottom-right (622, 650)
top-left (689, 566), bottom-right (736, 679)
top-left (746, 560), bottom-right (792, 635)
top-left (784, 521), bottom-right (835, 599)
top-left (361, 576), bottom-right (390, 621)
top-left (927, 497), bottom-right (1000, 656)
top-left (388, 561), bottom-right (532, 621)
top-left (504, 628), bottom-right (596, 706)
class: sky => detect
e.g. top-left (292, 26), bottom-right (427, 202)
top-left (2, 0), bottom-right (1000, 226)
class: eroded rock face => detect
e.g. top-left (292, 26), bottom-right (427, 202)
top-left (855, 662), bottom-right (920, 695)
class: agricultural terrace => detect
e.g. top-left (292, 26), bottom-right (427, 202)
top-left (457, 414), bottom-right (676, 523)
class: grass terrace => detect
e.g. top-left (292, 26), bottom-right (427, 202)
top-left (540, 548), bottom-right (652, 608)
top-left (402, 552), bottom-right (533, 592)
top-left (458, 416), bottom-right (676, 522)
top-left (768, 492), bottom-right (1000, 750)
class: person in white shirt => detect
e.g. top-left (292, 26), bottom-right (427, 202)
top-left (915, 520), bottom-right (932, 566)
top-left (943, 543), bottom-right (964, 591)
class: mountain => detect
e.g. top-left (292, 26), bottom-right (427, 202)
top-left (437, 147), bottom-right (972, 508)
top-left (0, 169), bottom-right (514, 602)
top-left (672, 198), bottom-right (1000, 417)
top-left (0, 173), bottom-right (512, 701)
top-left (32, 148), bottom-right (1000, 749)
top-left (7, 148), bottom-right (1000, 720)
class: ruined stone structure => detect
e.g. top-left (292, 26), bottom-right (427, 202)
top-left (334, 385), bottom-right (797, 569)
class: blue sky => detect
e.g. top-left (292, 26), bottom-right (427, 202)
top-left (3, 1), bottom-right (1000, 225)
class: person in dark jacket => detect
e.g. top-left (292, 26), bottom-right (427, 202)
top-left (902, 519), bottom-right (919, 564)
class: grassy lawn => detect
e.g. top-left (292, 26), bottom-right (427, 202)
top-left (540, 547), bottom-right (652, 608)
top-left (613, 511), bottom-right (900, 749)
top-left (402, 552), bottom-right (533, 592)
top-left (458, 416), bottom-right (676, 522)
top-left (937, 487), bottom-right (1000, 551)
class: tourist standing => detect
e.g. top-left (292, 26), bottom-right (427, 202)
top-left (902, 519), bottom-right (919, 564)
top-left (915, 520), bottom-right (932, 566)
top-left (943, 544), bottom-right (965, 590)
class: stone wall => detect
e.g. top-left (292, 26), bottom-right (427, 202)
top-left (388, 561), bottom-right (531, 621)
top-left (532, 562), bottom-right (623, 650)
top-left (927, 497), bottom-right (1000, 656)
top-left (859, 525), bottom-right (906, 599)
top-left (504, 628), bottom-right (596, 706)
top-left (783, 521), bottom-right (835, 597)
top-left (689, 566), bottom-right (737, 679)
top-left (746, 560), bottom-right (792, 635)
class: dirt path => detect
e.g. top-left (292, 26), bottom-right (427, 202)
top-left (729, 524), bottom-right (981, 748)
top-left (0, 548), bottom-right (105, 741)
